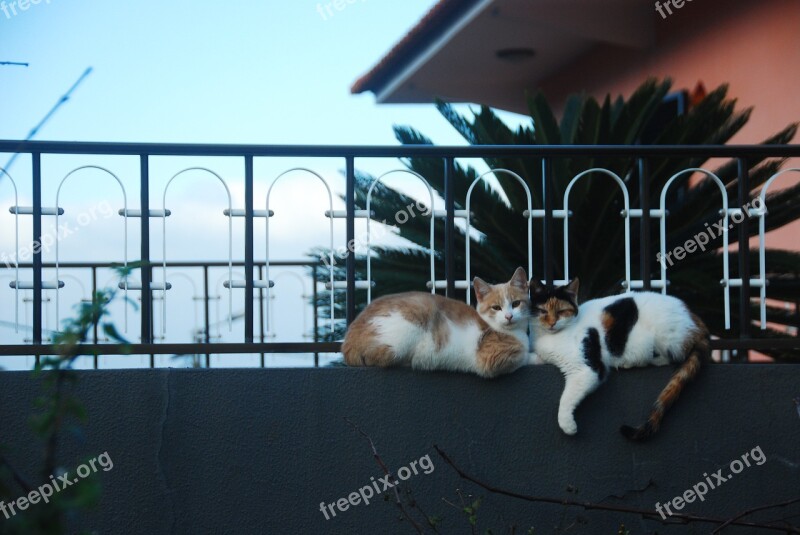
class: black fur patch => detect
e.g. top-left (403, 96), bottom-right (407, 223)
top-left (582, 328), bottom-right (605, 380)
top-left (530, 285), bottom-right (578, 312)
top-left (603, 297), bottom-right (638, 357)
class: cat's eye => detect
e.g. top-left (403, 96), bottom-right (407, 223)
top-left (557, 310), bottom-right (574, 317)
top-left (491, 305), bottom-right (502, 311)
top-left (536, 308), bottom-right (547, 315)
top-left (511, 300), bottom-right (521, 308)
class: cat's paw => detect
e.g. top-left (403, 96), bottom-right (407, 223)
top-left (558, 414), bottom-right (578, 435)
top-left (528, 352), bottom-right (543, 365)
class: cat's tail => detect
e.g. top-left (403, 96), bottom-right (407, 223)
top-left (620, 314), bottom-right (710, 441)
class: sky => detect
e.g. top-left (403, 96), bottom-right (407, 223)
top-left (0, 1), bottom-right (533, 370)
top-left (0, 0), bottom-right (470, 145)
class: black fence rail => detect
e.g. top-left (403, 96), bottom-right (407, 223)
top-left (0, 260), bottom-right (331, 367)
top-left (0, 140), bottom-right (799, 364)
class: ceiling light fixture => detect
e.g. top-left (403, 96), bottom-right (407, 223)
top-left (495, 48), bottom-right (536, 63)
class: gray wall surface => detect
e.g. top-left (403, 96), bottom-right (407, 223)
top-left (1, 365), bottom-right (799, 534)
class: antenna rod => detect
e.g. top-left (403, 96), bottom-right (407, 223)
top-left (3, 66), bottom-right (93, 172)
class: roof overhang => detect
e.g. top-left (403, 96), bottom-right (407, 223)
top-left (352, 0), bottom-right (655, 112)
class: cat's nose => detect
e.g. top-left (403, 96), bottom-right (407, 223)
top-left (505, 313), bottom-right (513, 321)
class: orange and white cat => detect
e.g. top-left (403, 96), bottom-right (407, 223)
top-left (342, 267), bottom-right (530, 378)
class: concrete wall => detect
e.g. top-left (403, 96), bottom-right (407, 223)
top-left (1, 365), bottom-right (798, 534)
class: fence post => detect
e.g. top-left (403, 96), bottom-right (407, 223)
top-left (639, 158), bottom-right (652, 290)
top-left (345, 156), bottom-right (356, 326)
top-left (737, 158), bottom-right (751, 361)
top-left (140, 154), bottom-right (152, 346)
top-left (32, 152), bottom-right (42, 361)
top-left (244, 155), bottom-right (254, 344)
top-left (542, 158), bottom-right (554, 289)
top-left (444, 157), bottom-right (456, 297)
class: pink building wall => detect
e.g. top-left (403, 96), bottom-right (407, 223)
top-left (541, 0), bottom-right (799, 244)
top-left (540, 0), bottom-right (799, 343)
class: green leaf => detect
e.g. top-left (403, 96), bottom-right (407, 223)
top-left (526, 90), bottom-right (561, 144)
top-left (102, 323), bottom-right (130, 345)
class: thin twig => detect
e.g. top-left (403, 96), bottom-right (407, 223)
top-left (434, 445), bottom-right (799, 534)
top-left (406, 488), bottom-right (442, 534)
top-left (344, 418), bottom-right (426, 534)
top-left (598, 479), bottom-right (655, 503)
top-left (712, 497), bottom-right (800, 534)
top-left (43, 366), bottom-right (67, 478)
top-left (456, 488), bottom-right (478, 535)
top-left (0, 452), bottom-right (32, 493)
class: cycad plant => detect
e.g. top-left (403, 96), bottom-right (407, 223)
top-left (314, 79), bottom-right (800, 361)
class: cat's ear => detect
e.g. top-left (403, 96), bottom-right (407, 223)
top-left (473, 277), bottom-right (491, 302)
top-left (509, 267), bottom-right (527, 291)
top-left (529, 277), bottom-right (543, 293)
top-left (564, 277), bottom-right (580, 297)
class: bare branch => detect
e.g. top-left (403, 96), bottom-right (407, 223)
top-left (712, 497), bottom-right (800, 534)
top-left (0, 452), bottom-right (32, 494)
top-left (344, 418), bottom-right (427, 534)
top-left (434, 445), bottom-right (799, 534)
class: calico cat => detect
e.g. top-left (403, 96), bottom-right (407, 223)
top-left (529, 278), bottom-right (709, 440)
top-left (342, 267), bottom-right (530, 378)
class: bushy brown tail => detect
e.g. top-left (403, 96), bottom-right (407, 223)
top-left (621, 316), bottom-right (710, 441)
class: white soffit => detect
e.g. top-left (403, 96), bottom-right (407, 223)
top-left (375, 0), bottom-right (654, 110)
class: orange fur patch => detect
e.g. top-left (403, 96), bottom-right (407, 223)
top-left (601, 311), bottom-right (614, 332)
top-left (475, 330), bottom-right (526, 378)
top-left (342, 292), bottom-right (488, 368)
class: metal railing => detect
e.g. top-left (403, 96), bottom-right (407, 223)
top-left (0, 260), bottom-right (325, 367)
top-left (0, 140), bottom-right (799, 365)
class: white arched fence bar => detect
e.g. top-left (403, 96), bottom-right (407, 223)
top-left (425, 169), bottom-right (533, 304)
top-left (755, 168), bottom-right (800, 329)
top-left (465, 169), bottom-right (533, 304)
top-left (265, 168), bottom-right (334, 334)
top-left (166, 271), bottom-right (201, 336)
top-left (1, 168), bottom-right (20, 332)
top-left (563, 168), bottom-right (632, 293)
top-left (103, 274), bottom-right (168, 342)
top-left (8, 186), bottom-right (65, 338)
top-left (55, 166), bottom-right (129, 330)
top-left (366, 170), bottom-right (436, 303)
top-left (163, 168), bottom-right (233, 337)
top-left (213, 270), bottom-right (246, 339)
top-left (59, 273), bottom-right (90, 303)
top-left (658, 168), bottom-right (731, 329)
top-left (267, 270), bottom-right (311, 339)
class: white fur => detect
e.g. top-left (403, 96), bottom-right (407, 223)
top-left (369, 292), bottom-right (529, 376)
top-left (532, 291), bottom-right (695, 435)
top-left (370, 313), bottom-right (485, 374)
top-left (481, 285), bottom-right (529, 342)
